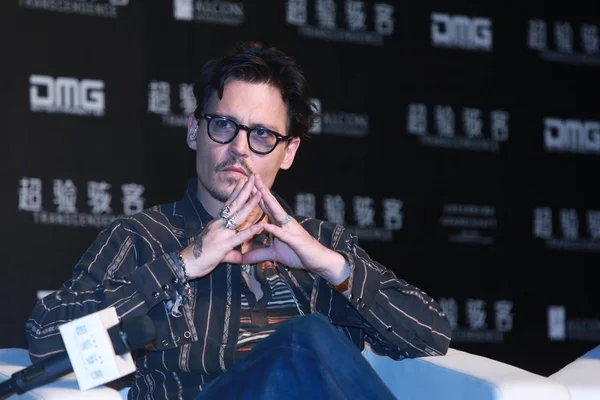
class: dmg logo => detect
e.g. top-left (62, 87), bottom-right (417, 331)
top-left (29, 74), bottom-right (105, 116)
top-left (544, 117), bottom-right (600, 154)
top-left (431, 13), bottom-right (492, 51)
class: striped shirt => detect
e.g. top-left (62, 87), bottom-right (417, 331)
top-left (25, 178), bottom-right (452, 400)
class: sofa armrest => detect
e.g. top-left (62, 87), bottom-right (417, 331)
top-left (0, 348), bottom-right (123, 399)
top-left (549, 344), bottom-right (600, 400)
top-left (362, 344), bottom-right (570, 400)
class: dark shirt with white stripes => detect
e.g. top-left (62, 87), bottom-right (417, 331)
top-left (25, 178), bottom-right (452, 400)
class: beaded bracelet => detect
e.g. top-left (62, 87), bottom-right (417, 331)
top-left (175, 251), bottom-right (192, 303)
top-left (175, 251), bottom-right (190, 282)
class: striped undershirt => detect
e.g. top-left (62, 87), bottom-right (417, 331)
top-left (235, 260), bottom-right (303, 361)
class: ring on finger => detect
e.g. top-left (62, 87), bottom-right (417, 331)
top-left (224, 217), bottom-right (238, 230)
top-left (220, 204), bottom-right (234, 219)
top-left (280, 214), bottom-right (292, 225)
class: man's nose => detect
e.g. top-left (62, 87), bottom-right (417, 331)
top-left (228, 128), bottom-right (251, 158)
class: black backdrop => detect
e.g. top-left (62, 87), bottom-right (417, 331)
top-left (2, 0), bottom-right (599, 377)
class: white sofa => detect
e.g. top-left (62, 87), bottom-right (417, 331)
top-left (548, 344), bottom-right (600, 400)
top-left (1, 344), bottom-right (586, 399)
top-left (362, 344), bottom-right (570, 400)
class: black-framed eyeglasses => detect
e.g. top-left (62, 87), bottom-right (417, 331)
top-left (200, 113), bottom-right (292, 155)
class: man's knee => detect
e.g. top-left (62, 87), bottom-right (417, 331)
top-left (278, 314), bottom-right (363, 366)
top-left (285, 314), bottom-right (341, 341)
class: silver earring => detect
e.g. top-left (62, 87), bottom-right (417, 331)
top-left (189, 125), bottom-right (198, 141)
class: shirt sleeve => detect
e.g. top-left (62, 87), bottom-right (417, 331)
top-left (311, 223), bottom-right (452, 360)
top-left (25, 218), bottom-right (186, 363)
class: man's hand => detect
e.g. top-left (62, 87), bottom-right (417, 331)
top-left (180, 174), bottom-right (264, 279)
top-left (241, 175), bottom-right (350, 286)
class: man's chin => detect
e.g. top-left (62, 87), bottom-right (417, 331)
top-left (223, 176), bottom-right (242, 186)
top-left (208, 182), bottom-right (238, 203)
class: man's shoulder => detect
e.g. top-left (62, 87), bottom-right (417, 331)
top-left (108, 201), bottom-right (185, 235)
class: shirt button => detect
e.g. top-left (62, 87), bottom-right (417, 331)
top-left (152, 291), bottom-right (159, 298)
top-left (357, 297), bottom-right (362, 304)
top-left (171, 277), bottom-right (179, 284)
top-left (184, 331), bottom-right (191, 338)
top-left (386, 326), bottom-right (394, 332)
top-left (162, 284), bottom-right (170, 291)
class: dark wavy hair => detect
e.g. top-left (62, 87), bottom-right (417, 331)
top-left (192, 41), bottom-right (318, 138)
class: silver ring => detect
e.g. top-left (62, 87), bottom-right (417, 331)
top-left (280, 215), bottom-right (292, 225)
top-left (220, 204), bottom-right (233, 219)
top-left (224, 217), bottom-right (238, 230)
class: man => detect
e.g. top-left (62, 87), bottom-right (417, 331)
top-left (26, 41), bottom-right (452, 399)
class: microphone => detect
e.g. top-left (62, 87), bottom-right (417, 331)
top-left (0, 314), bottom-right (155, 399)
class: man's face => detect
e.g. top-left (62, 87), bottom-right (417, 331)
top-left (187, 80), bottom-right (301, 203)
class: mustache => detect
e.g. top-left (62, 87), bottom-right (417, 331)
top-left (215, 158), bottom-right (253, 175)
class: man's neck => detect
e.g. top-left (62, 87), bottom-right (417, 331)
top-left (196, 182), bottom-right (225, 219)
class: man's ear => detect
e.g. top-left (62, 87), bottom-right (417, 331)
top-left (280, 137), bottom-right (301, 170)
top-left (187, 114), bottom-right (197, 150)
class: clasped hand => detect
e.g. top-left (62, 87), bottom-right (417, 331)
top-left (180, 174), bottom-right (341, 280)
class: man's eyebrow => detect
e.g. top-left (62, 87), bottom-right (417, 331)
top-left (218, 112), bottom-right (283, 133)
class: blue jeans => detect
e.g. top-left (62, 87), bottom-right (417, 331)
top-left (196, 314), bottom-right (397, 399)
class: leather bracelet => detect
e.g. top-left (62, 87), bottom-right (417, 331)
top-left (328, 275), bottom-right (350, 293)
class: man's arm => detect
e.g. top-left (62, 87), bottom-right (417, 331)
top-left (243, 182), bottom-right (452, 359)
top-left (25, 217), bottom-right (186, 363)
top-left (312, 224), bottom-right (452, 360)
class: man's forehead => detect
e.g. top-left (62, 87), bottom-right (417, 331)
top-left (207, 83), bottom-right (288, 132)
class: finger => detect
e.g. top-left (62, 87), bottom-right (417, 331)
top-left (259, 198), bottom-right (271, 218)
top-left (222, 249), bottom-right (243, 264)
top-left (225, 178), bottom-right (246, 207)
top-left (226, 221), bottom-right (264, 247)
top-left (254, 173), bottom-right (268, 191)
top-left (262, 223), bottom-right (293, 243)
top-left (229, 190), bottom-right (262, 226)
top-left (256, 176), bottom-right (289, 225)
top-left (228, 174), bottom-right (255, 213)
top-left (242, 247), bottom-right (276, 265)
